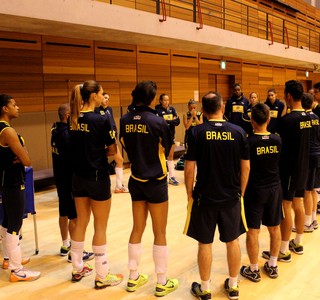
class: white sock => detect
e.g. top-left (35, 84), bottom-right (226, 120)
top-left (63, 239), bottom-right (71, 248)
top-left (304, 215), bottom-right (312, 226)
top-left (228, 276), bottom-right (238, 288)
top-left (115, 167), bottom-right (124, 189)
top-left (201, 280), bottom-right (211, 291)
top-left (6, 232), bottom-right (22, 271)
top-left (93, 244), bottom-right (108, 279)
top-left (153, 244), bottom-right (168, 285)
top-left (280, 241), bottom-right (289, 254)
top-left (312, 211), bottom-right (317, 222)
top-left (167, 160), bottom-right (175, 178)
top-left (0, 226), bottom-right (8, 259)
top-left (268, 256), bottom-right (277, 267)
top-left (128, 243), bottom-right (142, 280)
top-left (70, 240), bottom-right (84, 272)
top-left (249, 263), bottom-right (258, 271)
top-left (294, 233), bottom-right (303, 245)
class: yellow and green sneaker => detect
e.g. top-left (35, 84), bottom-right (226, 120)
top-left (127, 273), bottom-right (148, 292)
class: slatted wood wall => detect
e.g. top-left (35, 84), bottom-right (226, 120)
top-left (0, 32), bottom-right (43, 112)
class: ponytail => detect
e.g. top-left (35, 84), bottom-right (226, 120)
top-left (69, 84), bottom-right (82, 129)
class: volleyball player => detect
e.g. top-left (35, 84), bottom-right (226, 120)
top-left (155, 94), bottom-right (180, 186)
top-left (184, 92), bottom-right (250, 300)
top-left (120, 81), bottom-right (179, 297)
top-left (240, 103), bottom-right (282, 282)
top-left (300, 93), bottom-right (320, 231)
top-left (224, 83), bottom-right (249, 129)
top-left (264, 89), bottom-right (286, 133)
top-left (69, 80), bottom-right (123, 288)
top-left (0, 94), bottom-right (40, 282)
top-left (274, 80), bottom-right (311, 261)
top-left (51, 103), bottom-right (94, 262)
top-left (95, 93), bottom-right (129, 193)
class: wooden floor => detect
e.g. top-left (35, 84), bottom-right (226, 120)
top-left (1, 166), bottom-right (320, 300)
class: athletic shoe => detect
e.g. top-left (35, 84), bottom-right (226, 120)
top-left (169, 177), bottom-right (179, 186)
top-left (127, 273), bottom-right (148, 292)
top-left (312, 220), bottom-right (318, 230)
top-left (2, 257), bottom-right (30, 270)
top-left (114, 185), bottom-right (129, 193)
top-left (95, 273), bottom-right (123, 289)
top-left (190, 282), bottom-right (211, 299)
top-left (155, 278), bottom-right (179, 297)
top-left (10, 268), bottom-right (41, 282)
top-left (60, 245), bottom-right (70, 256)
top-left (304, 223), bottom-right (314, 233)
top-left (224, 278), bottom-right (239, 300)
top-left (68, 251), bottom-right (95, 263)
top-left (240, 265), bottom-right (261, 282)
top-left (263, 262), bottom-right (278, 278)
top-left (71, 263), bottom-right (93, 282)
top-left (289, 239), bottom-right (304, 255)
top-left (262, 250), bottom-right (291, 263)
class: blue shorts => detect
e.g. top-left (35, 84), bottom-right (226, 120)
top-left (72, 173), bottom-right (111, 201)
top-left (184, 193), bottom-right (247, 243)
top-left (128, 176), bottom-right (168, 204)
top-left (244, 184), bottom-right (283, 228)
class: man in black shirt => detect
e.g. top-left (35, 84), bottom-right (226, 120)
top-left (184, 92), bottom-right (250, 300)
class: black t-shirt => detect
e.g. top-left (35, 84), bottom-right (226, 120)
top-left (276, 109), bottom-right (311, 190)
top-left (185, 119), bottom-right (250, 204)
top-left (69, 111), bottom-right (116, 179)
top-left (246, 132), bottom-right (282, 189)
top-left (155, 104), bottom-right (180, 138)
top-left (120, 105), bottom-right (172, 181)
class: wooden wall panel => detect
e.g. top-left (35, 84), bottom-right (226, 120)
top-left (273, 67), bottom-right (286, 100)
top-left (0, 32), bottom-right (44, 112)
top-left (242, 62), bottom-right (259, 98)
top-left (258, 64), bottom-right (273, 98)
top-left (285, 68), bottom-right (297, 81)
top-left (199, 54), bottom-right (221, 98)
top-left (42, 36), bottom-right (95, 111)
top-left (137, 46), bottom-right (171, 101)
top-left (95, 41), bottom-right (137, 107)
top-left (171, 50), bottom-right (199, 104)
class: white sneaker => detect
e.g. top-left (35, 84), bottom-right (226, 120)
top-left (10, 268), bottom-right (41, 282)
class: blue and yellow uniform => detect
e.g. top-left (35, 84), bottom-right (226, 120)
top-left (276, 110), bottom-right (311, 199)
top-left (224, 94), bottom-right (249, 128)
top-left (184, 119), bottom-right (249, 243)
top-left (120, 105), bottom-right (172, 203)
top-left (0, 121), bottom-right (26, 234)
top-left (51, 121), bottom-right (76, 219)
top-left (69, 111), bottom-right (116, 200)
top-left (244, 133), bottom-right (283, 228)
top-left (264, 99), bottom-right (285, 133)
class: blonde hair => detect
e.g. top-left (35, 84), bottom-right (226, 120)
top-left (69, 80), bottom-right (101, 129)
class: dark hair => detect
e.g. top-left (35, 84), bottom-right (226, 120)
top-left (301, 93), bottom-right (314, 109)
top-left (202, 92), bottom-right (222, 115)
top-left (159, 93), bottom-right (168, 103)
top-left (0, 94), bottom-right (13, 116)
top-left (268, 88), bottom-right (276, 94)
top-left (103, 92), bottom-right (109, 97)
top-left (188, 99), bottom-right (196, 106)
top-left (284, 80), bottom-right (303, 101)
top-left (70, 80), bottom-right (101, 128)
top-left (131, 81), bottom-right (157, 106)
top-left (58, 103), bottom-right (70, 122)
top-left (313, 82), bottom-right (320, 90)
top-left (233, 83), bottom-right (241, 89)
top-left (251, 103), bottom-right (270, 125)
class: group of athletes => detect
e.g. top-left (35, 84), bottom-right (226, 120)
top-left (0, 79), bottom-right (319, 300)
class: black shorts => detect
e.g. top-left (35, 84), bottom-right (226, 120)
top-left (56, 183), bottom-right (77, 219)
top-left (244, 184), bottom-right (283, 229)
top-left (184, 194), bottom-right (247, 243)
top-left (315, 167), bottom-right (320, 188)
top-left (281, 175), bottom-right (305, 200)
top-left (306, 167), bottom-right (318, 191)
top-left (128, 176), bottom-right (168, 204)
top-left (72, 173), bottom-right (111, 201)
